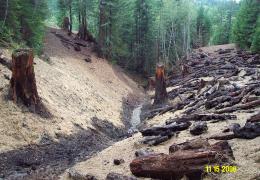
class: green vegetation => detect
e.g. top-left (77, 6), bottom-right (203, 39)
top-left (0, 0), bottom-right (48, 53)
top-left (232, 0), bottom-right (260, 52)
top-left (0, 0), bottom-right (259, 72)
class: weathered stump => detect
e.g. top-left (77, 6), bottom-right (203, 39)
top-left (63, 17), bottom-right (70, 32)
top-left (154, 63), bottom-right (168, 105)
top-left (9, 49), bottom-right (51, 118)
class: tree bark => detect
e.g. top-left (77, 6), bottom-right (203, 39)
top-left (154, 63), bottom-right (168, 105)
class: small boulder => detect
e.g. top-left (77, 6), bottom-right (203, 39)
top-left (223, 123), bottom-right (241, 133)
top-left (74, 45), bottom-right (81, 51)
top-left (84, 56), bottom-right (92, 63)
top-left (190, 121), bottom-right (208, 135)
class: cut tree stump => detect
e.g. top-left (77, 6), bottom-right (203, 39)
top-left (154, 63), bottom-right (168, 105)
top-left (9, 49), bottom-right (51, 118)
top-left (63, 17), bottom-right (70, 31)
top-left (130, 141), bottom-right (234, 179)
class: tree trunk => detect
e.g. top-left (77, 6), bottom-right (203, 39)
top-left (98, 0), bottom-right (106, 57)
top-left (69, 4), bottom-right (72, 35)
top-left (154, 63), bottom-right (168, 105)
top-left (9, 49), bottom-right (51, 118)
top-left (63, 17), bottom-right (70, 31)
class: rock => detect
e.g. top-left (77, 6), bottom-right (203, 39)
top-left (4, 74), bottom-right (10, 80)
top-left (140, 121), bottom-right (191, 136)
top-left (130, 141), bottom-right (234, 179)
top-left (40, 53), bottom-right (51, 63)
top-left (39, 133), bottom-right (53, 145)
top-left (22, 122), bottom-right (28, 128)
top-left (84, 56), bottom-right (92, 63)
top-left (68, 169), bottom-right (97, 180)
top-left (135, 148), bottom-right (154, 157)
top-left (223, 123), bottom-right (241, 133)
top-left (113, 159), bottom-right (125, 165)
top-left (106, 172), bottom-right (137, 180)
top-left (127, 128), bottom-right (138, 137)
top-left (190, 121), bottom-right (208, 135)
top-left (74, 45), bottom-right (81, 51)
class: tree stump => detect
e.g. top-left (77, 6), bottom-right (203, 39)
top-left (63, 17), bottom-right (70, 32)
top-left (154, 63), bottom-right (168, 105)
top-left (10, 49), bottom-right (51, 118)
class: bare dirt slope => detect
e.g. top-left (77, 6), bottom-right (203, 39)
top-left (63, 44), bottom-right (260, 180)
top-left (0, 27), bottom-right (144, 153)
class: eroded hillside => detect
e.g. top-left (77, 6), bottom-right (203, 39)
top-left (0, 28), bottom-right (145, 179)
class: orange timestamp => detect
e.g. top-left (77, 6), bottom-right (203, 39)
top-left (205, 165), bottom-right (237, 173)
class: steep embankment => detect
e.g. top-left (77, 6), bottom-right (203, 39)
top-left (0, 28), bottom-right (144, 178)
top-left (63, 44), bottom-right (260, 180)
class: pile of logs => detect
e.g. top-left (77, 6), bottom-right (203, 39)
top-left (140, 48), bottom-right (260, 148)
top-left (145, 48), bottom-right (260, 119)
top-left (130, 139), bottom-right (234, 179)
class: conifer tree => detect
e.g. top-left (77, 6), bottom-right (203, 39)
top-left (232, 0), bottom-right (260, 49)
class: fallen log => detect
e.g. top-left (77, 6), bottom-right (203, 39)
top-left (218, 49), bottom-right (232, 54)
top-left (166, 114), bottom-right (236, 125)
top-left (209, 132), bottom-right (236, 140)
top-left (142, 135), bottom-right (172, 146)
top-left (145, 100), bottom-right (190, 120)
top-left (216, 99), bottom-right (260, 114)
top-left (130, 141), bottom-right (234, 179)
top-left (247, 112), bottom-right (260, 123)
top-left (205, 96), bottom-right (232, 109)
top-left (140, 121), bottom-right (191, 137)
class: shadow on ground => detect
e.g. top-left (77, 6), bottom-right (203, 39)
top-left (0, 127), bottom-right (114, 179)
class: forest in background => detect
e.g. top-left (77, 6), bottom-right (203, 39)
top-left (0, 0), bottom-right (259, 75)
